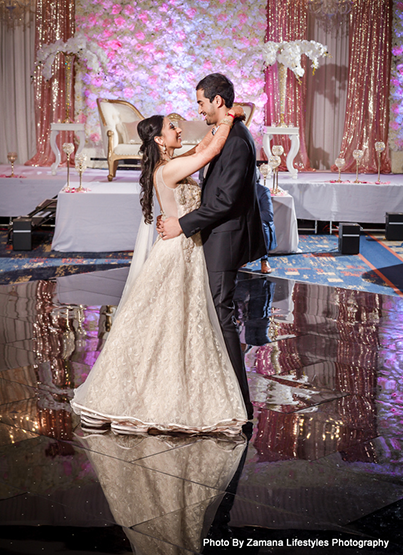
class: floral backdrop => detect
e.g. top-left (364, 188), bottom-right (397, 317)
top-left (74, 0), bottom-right (267, 153)
top-left (389, 0), bottom-right (403, 151)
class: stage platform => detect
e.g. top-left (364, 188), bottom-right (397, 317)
top-left (0, 165), bottom-right (116, 218)
top-left (2, 166), bottom-right (402, 251)
top-left (1, 165), bottom-right (299, 255)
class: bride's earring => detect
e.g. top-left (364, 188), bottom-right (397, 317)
top-left (162, 145), bottom-right (167, 154)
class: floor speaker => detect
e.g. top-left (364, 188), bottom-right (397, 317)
top-left (385, 212), bottom-right (403, 240)
top-left (13, 217), bottom-right (32, 251)
top-left (338, 223), bottom-right (360, 254)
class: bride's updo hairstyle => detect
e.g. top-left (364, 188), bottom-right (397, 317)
top-left (138, 115), bottom-right (164, 224)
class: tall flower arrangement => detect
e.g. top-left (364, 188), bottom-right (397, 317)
top-left (389, 1), bottom-right (403, 151)
top-left (74, 0), bottom-right (267, 148)
top-left (35, 32), bottom-right (109, 80)
top-left (261, 40), bottom-right (328, 79)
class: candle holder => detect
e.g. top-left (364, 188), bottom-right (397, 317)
top-left (352, 150), bottom-right (363, 183)
top-left (75, 153), bottom-right (89, 192)
top-left (259, 163), bottom-right (270, 187)
top-left (268, 155), bottom-right (281, 194)
top-left (7, 152), bottom-right (18, 178)
top-left (272, 145), bottom-right (284, 157)
top-left (271, 146), bottom-right (284, 193)
top-left (62, 143), bottom-right (74, 191)
top-left (335, 157), bottom-right (345, 183)
top-left (375, 141), bottom-right (385, 183)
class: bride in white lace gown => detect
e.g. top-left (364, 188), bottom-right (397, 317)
top-left (71, 109), bottom-right (247, 435)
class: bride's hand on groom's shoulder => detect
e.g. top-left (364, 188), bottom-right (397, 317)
top-left (229, 105), bottom-right (246, 121)
top-left (161, 217), bottom-right (183, 240)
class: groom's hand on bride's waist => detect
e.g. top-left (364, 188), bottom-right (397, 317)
top-left (156, 215), bottom-right (163, 234)
top-left (161, 217), bottom-right (183, 240)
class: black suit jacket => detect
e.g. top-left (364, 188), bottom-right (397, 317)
top-left (180, 119), bottom-right (266, 272)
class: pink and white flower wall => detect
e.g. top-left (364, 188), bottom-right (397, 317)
top-left (74, 0), bottom-right (268, 151)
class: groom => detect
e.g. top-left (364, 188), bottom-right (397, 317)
top-left (161, 73), bottom-right (266, 419)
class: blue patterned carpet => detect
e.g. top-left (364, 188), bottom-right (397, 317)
top-left (243, 233), bottom-right (403, 297)
top-left (1, 228), bottom-right (402, 296)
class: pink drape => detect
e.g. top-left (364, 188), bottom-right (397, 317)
top-left (265, 0), bottom-right (312, 171)
top-left (26, 0), bottom-right (75, 167)
top-left (333, 0), bottom-right (392, 174)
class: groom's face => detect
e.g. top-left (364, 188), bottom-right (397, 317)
top-left (197, 89), bottom-right (219, 126)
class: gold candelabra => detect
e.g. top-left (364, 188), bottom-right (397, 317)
top-left (375, 141), bottom-right (385, 183)
top-left (268, 155), bottom-right (281, 194)
top-left (259, 163), bottom-right (269, 187)
top-left (352, 149), bottom-right (363, 183)
top-left (335, 157), bottom-right (345, 182)
top-left (62, 143), bottom-right (74, 190)
top-left (7, 152), bottom-right (17, 177)
top-left (75, 153), bottom-right (88, 192)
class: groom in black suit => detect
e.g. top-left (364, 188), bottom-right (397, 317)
top-left (162, 73), bottom-right (266, 419)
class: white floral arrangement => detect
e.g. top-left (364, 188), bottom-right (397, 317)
top-left (74, 0), bottom-right (268, 151)
top-left (35, 32), bottom-right (109, 80)
top-left (262, 40), bottom-right (328, 79)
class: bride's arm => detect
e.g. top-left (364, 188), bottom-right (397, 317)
top-left (162, 115), bottom-right (235, 187)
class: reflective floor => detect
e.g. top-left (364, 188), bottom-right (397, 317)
top-left (0, 269), bottom-right (403, 554)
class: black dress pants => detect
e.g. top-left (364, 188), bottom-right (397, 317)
top-left (207, 269), bottom-right (253, 419)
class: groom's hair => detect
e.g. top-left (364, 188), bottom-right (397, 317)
top-left (196, 73), bottom-right (234, 108)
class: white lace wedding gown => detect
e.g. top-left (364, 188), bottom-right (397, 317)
top-left (71, 165), bottom-right (247, 435)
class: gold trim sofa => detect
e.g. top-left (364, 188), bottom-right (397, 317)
top-left (97, 99), bottom-right (255, 181)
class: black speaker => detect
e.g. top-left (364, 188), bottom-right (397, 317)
top-left (385, 212), bottom-right (403, 241)
top-left (338, 223), bottom-right (360, 254)
top-left (13, 217), bottom-right (32, 251)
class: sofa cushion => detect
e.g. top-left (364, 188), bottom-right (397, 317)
top-left (118, 121), bottom-right (141, 144)
top-left (177, 120), bottom-right (208, 144)
top-left (100, 102), bottom-right (125, 142)
top-left (114, 143), bottom-right (142, 156)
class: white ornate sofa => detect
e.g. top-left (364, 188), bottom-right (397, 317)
top-left (97, 98), bottom-right (255, 181)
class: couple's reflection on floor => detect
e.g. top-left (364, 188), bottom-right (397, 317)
top-left (79, 429), bottom-right (250, 554)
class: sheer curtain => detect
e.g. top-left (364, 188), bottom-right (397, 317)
top-left (305, 19), bottom-right (349, 170)
top-left (0, 14), bottom-right (36, 165)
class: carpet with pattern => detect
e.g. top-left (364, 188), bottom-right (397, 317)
top-left (0, 228), bottom-right (402, 296)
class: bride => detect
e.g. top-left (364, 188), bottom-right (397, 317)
top-left (71, 107), bottom-right (248, 436)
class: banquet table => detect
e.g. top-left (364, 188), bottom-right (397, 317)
top-left (51, 182), bottom-right (143, 252)
top-left (278, 173), bottom-right (403, 223)
top-left (52, 181), bottom-right (299, 254)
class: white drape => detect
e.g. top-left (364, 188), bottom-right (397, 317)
top-left (0, 14), bottom-right (36, 165)
top-left (305, 17), bottom-right (350, 170)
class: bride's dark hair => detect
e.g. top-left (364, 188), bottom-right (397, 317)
top-left (138, 115), bottom-right (164, 224)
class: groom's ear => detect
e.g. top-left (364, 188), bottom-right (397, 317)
top-left (213, 95), bottom-right (225, 108)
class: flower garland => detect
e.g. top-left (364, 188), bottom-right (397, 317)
top-left (261, 40), bottom-right (328, 79)
top-left (389, 1), bottom-right (403, 151)
top-left (74, 0), bottom-right (267, 149)
top-left (35, 32), bottom-right (109, 81)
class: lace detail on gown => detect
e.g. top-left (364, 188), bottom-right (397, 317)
top-left (70, 166), bottom-right (247, 436)
top-left (156, 165), bottom-right (202, 263)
